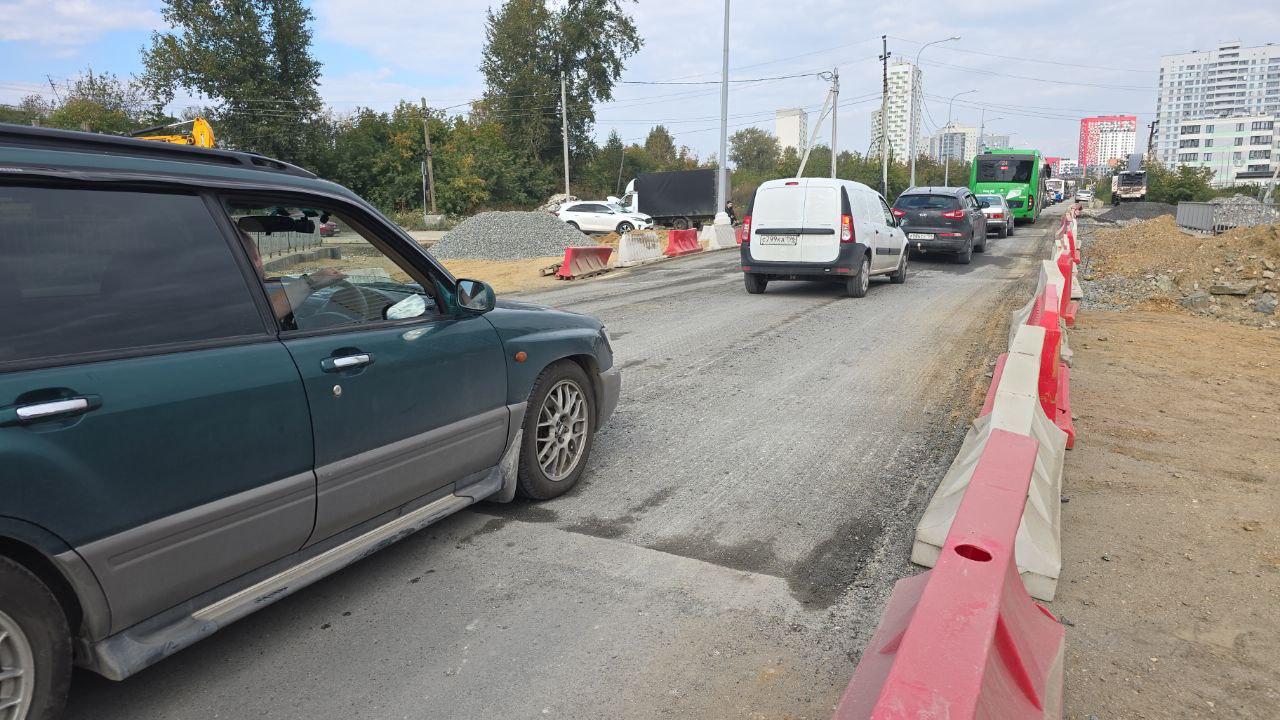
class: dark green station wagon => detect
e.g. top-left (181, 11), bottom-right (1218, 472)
top-left (0, 125), bottom-right (620, 719)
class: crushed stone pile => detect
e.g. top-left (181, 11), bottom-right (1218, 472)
top-left (429, 211), bottom-right (596, 260)
top-left (1097, 201), bottom-right (1175, 224)
top-left (1079, 214), bottom-right (1280, 328)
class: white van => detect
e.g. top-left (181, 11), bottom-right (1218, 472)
top-left (740, 178), bottom-right (908, 297)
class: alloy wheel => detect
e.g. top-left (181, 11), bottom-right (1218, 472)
top-left (535, 379), bottom-right (589, 482)
top-left (0, 609), bottom-right (35, 720)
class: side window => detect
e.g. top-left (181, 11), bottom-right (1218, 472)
top-left (225, 199), bottom-right (442, 332)
top-left (0, 185), bottom-right (264, 367)
top-left (878, 196), bottom-right (895, 225)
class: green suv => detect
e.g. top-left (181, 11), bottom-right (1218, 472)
top-left (0, 124), bottom-right (620, 719)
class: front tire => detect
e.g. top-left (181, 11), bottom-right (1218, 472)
top-left (566, 221), bottom-right (580, 231)
top-left (744, 273), bottom-right (768, 294)
top-left (517, 361), bottom-right (596, 500)
top-left (845, 254), bottom-right (870, 297)
top-left (0, 557), bottom-right (72, 720)
top-left (616, 222), bottom-right (634, 233)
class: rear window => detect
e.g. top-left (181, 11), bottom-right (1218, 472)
top-left (894, 194), bottom-right (960, 210)
top-left (752, 186), bottom-right (804, 227)
top-left (977, 195), bottom-right (1004, 205)
top-left (0, 186), bottom-right (263, 367)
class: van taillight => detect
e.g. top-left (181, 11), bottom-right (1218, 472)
top-left (742, 215), bottom-right (751, 242)
top-left (941, 209), bottom-right (965, 219)
top-left (840, 214), bottom-right (854, 243)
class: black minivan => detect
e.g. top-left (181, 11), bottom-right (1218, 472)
top-left (891, 186), bottom-right (989, 264)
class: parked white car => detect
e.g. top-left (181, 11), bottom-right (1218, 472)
top-left (557, 201), bottom-right (653, 233)
top-left (740, 178), bottom-right (908, 297)
top-left (1074, 189), bottom-right (1094, 202)
top-left (975, 193), bottom-right (1014, 238)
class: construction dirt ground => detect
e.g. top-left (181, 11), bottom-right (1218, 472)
top-left (1060, 216), bottom-right (1279, 719)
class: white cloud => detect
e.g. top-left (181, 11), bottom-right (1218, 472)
top-left (0, 0), bottom-right (158, 47)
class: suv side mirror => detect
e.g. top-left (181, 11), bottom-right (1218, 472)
top-left (456, 279), bottom-right (496, 313)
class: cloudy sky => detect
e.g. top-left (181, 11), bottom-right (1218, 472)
top-left (3, 0), bottom-right (1279, 164)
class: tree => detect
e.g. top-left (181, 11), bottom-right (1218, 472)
top-left (7, 70), bottom-right (161, 133)
top-left (142, 0), bottom-right (324, 163)
top-left (643, 125), bottom-right (678, 169)
top-left (729, 127), bottom-right (779, 174)
top-left (479, 0), bottom-right (642, 198)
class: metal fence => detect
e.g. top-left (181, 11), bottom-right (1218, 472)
top-left (1175, 202), bottom-right (1215, 234)
top-left (1177, 198), bottom-right (1280, 235)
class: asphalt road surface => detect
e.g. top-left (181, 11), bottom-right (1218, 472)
top-left (65, 206), bottom-right (1061, 720)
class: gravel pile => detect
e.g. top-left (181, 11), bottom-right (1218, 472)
top-left (1097, 201), bottom-right (1175, 223)
top-left (429, 211), bottom-right (595, 260)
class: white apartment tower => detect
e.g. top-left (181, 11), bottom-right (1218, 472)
top-left (870, 61), bottom-right (923, 160)
top-left (775, 108), bottom-right (809, 153)
top-left (1154, 41), bottom-right (1280, 165)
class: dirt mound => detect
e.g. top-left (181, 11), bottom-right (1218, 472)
top-left (1081, 215), bottom-right (1280, 328)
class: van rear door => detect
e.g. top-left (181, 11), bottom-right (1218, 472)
top-left (749, 180), bottom-right (839, 264)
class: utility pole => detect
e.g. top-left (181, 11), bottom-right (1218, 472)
top-left (830, 67), bottom-right (839, 178)
top-left (716, 0), bottom-right (731, 219)
top-left (419, 98), bottom-right (437, 215)
top-left (943, 89), bottom-right (976, 187)
top-left (1145, 120), bottom-right (1157, 164)
top-left (560, 71), bottom-right (571, 196)
top-left (879, 35), bottom-right (890, 198)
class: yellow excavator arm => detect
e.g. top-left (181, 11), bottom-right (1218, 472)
top-left (130, 117), bottom-right (216, 148)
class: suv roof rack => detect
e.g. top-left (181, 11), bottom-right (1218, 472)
top-left (0, 123), bottom-right (317, 179)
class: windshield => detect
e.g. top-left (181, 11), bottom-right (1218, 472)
top-left (975, 155), bottom-right (1035, 183)
top-left (1118, 173), bottom-right (1146, 186)
top-left (895, 194), bottom-right (960, 210)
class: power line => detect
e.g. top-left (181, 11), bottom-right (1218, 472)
top-left (620, 71), bottom-right (823, 86)
top-left (918, 59), bottom-right (1151, 91)
top-left (888, 35), bottom-right (1158, 74)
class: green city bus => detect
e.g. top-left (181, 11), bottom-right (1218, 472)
top-left (969, 149), bottom-right (1049, 223)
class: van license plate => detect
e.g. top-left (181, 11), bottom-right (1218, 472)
top-left (758, 235), bottom-right (798, 245)
top-left (907, 233), bottom-right (933, 240)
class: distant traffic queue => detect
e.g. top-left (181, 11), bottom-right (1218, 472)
top-left (968, 148), bottom-right (1053, 223)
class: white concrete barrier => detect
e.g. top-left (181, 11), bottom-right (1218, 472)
top-left (912, 324), bottom-right (1068, 600)
top-left (616, 230), bottom-right (663, 267)
top-left (700, 224), bottom-right (737, 250)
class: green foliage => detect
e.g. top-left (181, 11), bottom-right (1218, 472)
top-left (729, 127), bottom-right (779, 174)
top-left (478, 0), bottom-right (642, 200)
top-left (5, 70), bottom-right (163, 133)
top-left (142, 0), bottom-right (324, 164)
top-left (1145, 163), bottom-right (1215, 203)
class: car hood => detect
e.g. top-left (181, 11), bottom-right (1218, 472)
top-left (486, 298), bottom-right (601, 330)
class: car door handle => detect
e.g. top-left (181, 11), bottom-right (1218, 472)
top-left (3, 395), bottom-right (102, 426)
top-left (321, 353), bottom-right (373, 372)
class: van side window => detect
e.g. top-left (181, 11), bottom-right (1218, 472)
top-left (0, 186), bottom-right (265, 367)
top-left (878, 197), bottom-right (896, 225)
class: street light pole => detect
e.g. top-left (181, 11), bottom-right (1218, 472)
top-left (909, 36), bottom-right (960, 188)
top-left (715, 0), bottom-right (730, 219)
top-left (942, 89), bottom-right (976, 187)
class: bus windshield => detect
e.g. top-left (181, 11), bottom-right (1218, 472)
top-left (975, 155), bottom-right (1035, 183)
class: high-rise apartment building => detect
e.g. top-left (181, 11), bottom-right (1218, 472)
top-left (1154, 41), bottom-right (1280, 165)
top-left (1173, 115), bottom-right (1279, 186)
top-left (775, 108), bottom-right (809, 154)
top-left (928, 123), bottom-right (979, 163)
top-left (1078, 115), bottom-right (1137, 174)
top-left (979, 134), bottom-right (1011, 151)
top-left (870, 61), bottom-right (923, 160)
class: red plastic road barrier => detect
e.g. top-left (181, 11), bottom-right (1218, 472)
top-left (556, 246), bottom-right (613, 279)
top-left (833, 429), bottom-right (1065, 719)
top-left (664, 228), bottom-right (701, 257)
top-left (1034, 284), bottom-right (1076, 448)
top-left (981, 353), bottom-right (1010, 417)
top-left (1065, 300), bottom-right (1080, 329)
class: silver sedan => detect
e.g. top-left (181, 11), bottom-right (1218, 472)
top-left (976, 194), bottom-right (1014, 238)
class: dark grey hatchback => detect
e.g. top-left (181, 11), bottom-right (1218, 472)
top-left (891, 187), bottom-right (989, 264)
